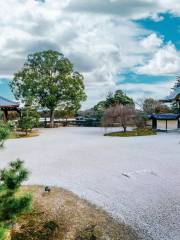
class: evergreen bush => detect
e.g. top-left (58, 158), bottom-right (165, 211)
top-left (0, 122), bottom-right (11, 147)
top-left (18, 107), bottom-right (39, 135)
top-left (0, 160), bottom-right (32, 240)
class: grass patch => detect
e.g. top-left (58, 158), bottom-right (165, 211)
top-left (104, 127), bottom-right (156, 137)
top-left (9, 130), bottom-right (39, 139)
top-left (11, 186), bottom-right (140, 240)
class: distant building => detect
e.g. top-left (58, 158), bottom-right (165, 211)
top-left (149, 86), bottom-right (180, 131)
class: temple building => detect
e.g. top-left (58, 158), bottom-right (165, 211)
top-left (149, 86), bottom-right (180, 131)
top-left (0, 96), bottom-right (20, 122)
top-left (161, 86), bottom-right (180, 113)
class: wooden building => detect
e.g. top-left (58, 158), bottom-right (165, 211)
top-left (0, 96), bottom-right (20, 122)
top-left (150, 86), bottom-right (180, 131)
top-left (149, 113), bottom-right (180, 131)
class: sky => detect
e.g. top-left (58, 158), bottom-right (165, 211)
top-left (0, 0), bottom-right (180, 109)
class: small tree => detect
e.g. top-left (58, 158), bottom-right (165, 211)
top-left (143, 98), bottom-right (160, 114)
top-left (0, 160), bottom-right (31, 239)
top-left (18, 106), bottom-right (39, 135)
top-left (102, 104), bottom-right (135, 132)
top-left (143, 98), bottom-right (171, 114)
top-left (94, 90), bottom-right (134, 122)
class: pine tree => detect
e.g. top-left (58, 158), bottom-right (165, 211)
top-left (171, 77), bottom-right (180, 113)
top-left (0, 160), bottom-right (32, 239)
top-left (18, 106), bottom-right (39, 135)
top-left (172, 76), bottom-right (180, 90)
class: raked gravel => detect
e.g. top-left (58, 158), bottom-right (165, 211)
top-left (0, 127), bottom-right (180, 240)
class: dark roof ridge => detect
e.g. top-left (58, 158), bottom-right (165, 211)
top-left (0, 96), bottom-right (19, 107)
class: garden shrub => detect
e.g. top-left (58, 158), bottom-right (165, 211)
top-left (135, 111), bottom-right (147, 129)
top-left (0, 160), bottom-right (32, 240)
top-left (0, 122), bottom-right (11, 147)
top-left (0, 226), bottom-right (8, 240)
top-left (18, 107), bottom-right (39, 135)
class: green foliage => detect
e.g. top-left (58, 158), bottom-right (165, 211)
top-left (104, 127), bottom-right (156, 137)
top-left (11, 50), bottom-right (87, 126)
top-left (0, 160), bottom-right (32, 239)
top-left (105, 90), bottom-right (134, 108)
top-left (0, 122), bottom-right (11, 147)
top-left (93, 101), bottom-right (106, 120)
top-left (94, 90), bottom-right (134, 120)
top-left (18, 107), bottom-right (39, 135)
top-left (6, 121), bottom-right (16, 132)
top-left (0, 160), bottom-right (29, 191)
top-left (0, 226), bottom-right (8, 240)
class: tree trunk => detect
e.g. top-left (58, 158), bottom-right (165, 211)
top-left (3, 109), bottom-right (8, 122)
top-left (44, 111), bottom-right (47, 128)
top-left (65, 116), bottom-right (68, 126)
top-left (50, 109), bottom-right (55, 128)
top-left (123, 125), bottom-right (127, 132)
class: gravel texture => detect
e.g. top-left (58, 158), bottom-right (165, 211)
top-left (0, 127), bottom-right (180, 240)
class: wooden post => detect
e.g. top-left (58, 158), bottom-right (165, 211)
top-left (152, 118), bottom-right (157, 130)
top-left (178, 100), bottom-right (180, 129)
top-left (178, 118), bottom-right (180, 129)
top-left (3, 109), bottom-right (8, 122)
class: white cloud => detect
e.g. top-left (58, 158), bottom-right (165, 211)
top-left (120, 80), bottom-right (174, 102)
top-left (65, 0), bottom-right (180, 19)
top-left (140, 33), bottom-right (163, 52)
top-left (0, 0), bottom-right (179, 108)
top-left (136, 43), bottom-right (180, 76)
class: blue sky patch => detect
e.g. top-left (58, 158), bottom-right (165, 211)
top-left (119, 71), bottom-right (172, 84)
top-left (0, 78), bottom-right (15, 101)
top-left (136, 13), bottom-right (180, 49)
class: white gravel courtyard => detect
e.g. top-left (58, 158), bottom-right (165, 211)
top-left (1, 127), bottom-right (180, 240)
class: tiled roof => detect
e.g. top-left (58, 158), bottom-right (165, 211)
top-left (148, 113), bottom-right (179, 120)
top-left (161, 87), bottom-right (180, 102)
top-left (0, 96), bottom-right (19, 107)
